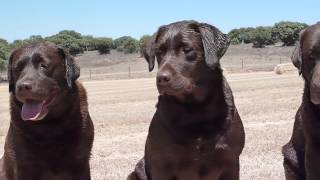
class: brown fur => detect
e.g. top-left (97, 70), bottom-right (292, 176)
top-left (283, 24), bottom-right (320, 180)
top-left (128, 20), bottom-right (245, 180)
top-left (0, 42), bottom-right (94, 180)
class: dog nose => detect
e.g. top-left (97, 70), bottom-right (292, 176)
top-left (157, 71), bottom-right (172, 85)
top-left (17, 82), bottom-right (33, 92)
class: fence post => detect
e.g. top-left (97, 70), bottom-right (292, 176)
top-left (280, 56), bottom-right (282, 64)
top-left (241, 59), bottom-right (244, 69)
top-left (128, 66), bottom-right (131, 78)
top-left (89, 69), bottom-right (92, 80)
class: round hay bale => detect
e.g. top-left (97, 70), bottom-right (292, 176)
top-left (274, 65), bottom-right (284, 75)
top-left (274, 63), bottom-right (295, 75)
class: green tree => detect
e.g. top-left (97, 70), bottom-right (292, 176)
top-left (272, 21), bottom-right (308, 46)
top-left (46, 33), bottom-right (83, 55)
top-left (10, 39), bottom-right (29, 49)
top-left (114, 36), bottom-right (139, 54)
top-left (123, 37), bottom-right (139, 54)
top-left (28, 35), bottom-right (44, 43)
top-left (228, 27), bottom-right (255, 45)
top-left (0, 45), bottom-right (9, 60)
top-left (80, 35), bottom-right (96, 51)
top-left (114, 36), bottom-right (130, 49)
top-left (58, 30), bottom-right (82, 39)
top-left (0, 38), bottom-right (8, 46)
top-left (0, 60), bottom-right (5, 71)
top-left (45, 30), bottom-right (85, 55)
top-left (0, 39), bottom-right (9, 71)
top-left (94, 37), bottom-right (113, 54)
top-left (251, 26), bottom-right (275, 48)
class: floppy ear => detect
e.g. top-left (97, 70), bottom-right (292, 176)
top-left (58, 47), bottom-right (80, 89)
top-left (198, 23), bottom-right (230, 69)
top-left (7, 51), bottom-right (16, 92)
top-left (291, 30), bottom-right (305, 75)
top-left (143, 34), bottom-right (156, 72)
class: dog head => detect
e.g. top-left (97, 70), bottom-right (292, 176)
top-left (7, 42), bottom-right (80, 121)
top-left (292, 24), bottom-right (320, 104)
top-left (143, 20), bottom-right (230, 103)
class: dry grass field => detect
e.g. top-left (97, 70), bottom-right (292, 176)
top-left (0, 44), bottom-right (302, 179)
top-left (0, 70), bottom-right (304, 180)
top-left (74, 44), bottom-right (294, 81)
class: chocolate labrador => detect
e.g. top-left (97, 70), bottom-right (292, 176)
top-left (128, 20), bottom-right (245, 180)
top-left (0, 42), bottom-right (94, 180)
top-left (283, 24), bottom-right (320, 180)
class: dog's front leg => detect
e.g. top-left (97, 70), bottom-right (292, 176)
top-left (305, 143), bottom-right (320, 180)
top-left (219, 161), bottom-right (239, 180)
top-left (71, 163), bottom-right (91, 180)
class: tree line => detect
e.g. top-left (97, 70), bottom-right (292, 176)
top-left (228, 21), bottom-right (308, 48)
top-left (0, 21), bottom-right (310, 71)
top-left (0, 30), bottom-right (151, 71)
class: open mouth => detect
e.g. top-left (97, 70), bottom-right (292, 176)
top-left (21, 95), bottom-right (56, 121)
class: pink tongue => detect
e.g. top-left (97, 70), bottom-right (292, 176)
top-left (21, 100), bottom-right (44, 120)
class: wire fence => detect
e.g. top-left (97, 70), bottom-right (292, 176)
top-left (0, 55), bottom-right (292, 82)
top-left (76, 55), bottom-right (292, 81)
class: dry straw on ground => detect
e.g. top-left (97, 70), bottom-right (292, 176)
top-left (0, 71), bottom-right (303, 180)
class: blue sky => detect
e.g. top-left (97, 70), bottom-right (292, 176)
top-left (1, 0), bottom-right (319, 42)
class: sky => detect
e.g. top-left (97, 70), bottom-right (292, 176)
top-left (0, 0), bottom-right (319, 42)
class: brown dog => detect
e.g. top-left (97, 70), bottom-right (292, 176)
top-left (283, 24), bottom-right (320, 180)
top-left (0, 42), bottom-right (94, 180)
top-left (128, 20), bottom-right (245, 180)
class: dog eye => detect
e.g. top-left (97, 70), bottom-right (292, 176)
top-left (183, 47), bottom-right (193, 54)
top-left (185, 51), bottom-right (198, 61)
top-left (39, 63), bottom-right (49, 70)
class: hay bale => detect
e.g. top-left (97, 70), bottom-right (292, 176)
top-left (274, 63), bottom-right (296, 75)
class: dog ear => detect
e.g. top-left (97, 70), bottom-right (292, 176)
top-left (58, 47), bottom-right (80, 89)
top-left (143, 26), bottom-right (168, 72)
top-left (291, 30), bottom-right (305, 75)
top-left (7, 50), bottom-right (17, 92)
top-left (198, 23), bottom-right (230, 69)
top-left (143, 34), bottom-right (156, 72)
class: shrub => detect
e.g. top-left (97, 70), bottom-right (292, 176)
top-left (80, 35), bottom-right (96, 51)
top-left (228, 27), bottom-right (255, 44)
top-left (28, 35), bottom-right (44, 43)
top-left (10, 40), bottom-right (29, 49)
top-left (272, 21), bottom-right (308, 46)
top-left (68, 43), bottom-right (83, 55)
top-left (0, 38), bottom-right (8, 46)
top-left (114, 36), bottom-right (139, 53)
top-left (58, 30), bottom-right (82, 39)
top-left (0, 41), bottom-right (9, 71)
top-left (114, 36), bottom-right (131, 49)
top-left (46, 33), bottom-right (83, 56)
top-left (122, 38), bottom-right (139, 54)
top-left (94, 37), bottom-right (113, 54)
top-left (251, 26), bottom-right (275, 48)
top-left (0, 59), bottom-right (6, 71)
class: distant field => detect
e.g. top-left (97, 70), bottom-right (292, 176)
top-left (0, 71), bottom-right (303, 180)
top-left (74, 44), bottom-right (295, 80)
top-left (0, 44), bottom-right (295, 81)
